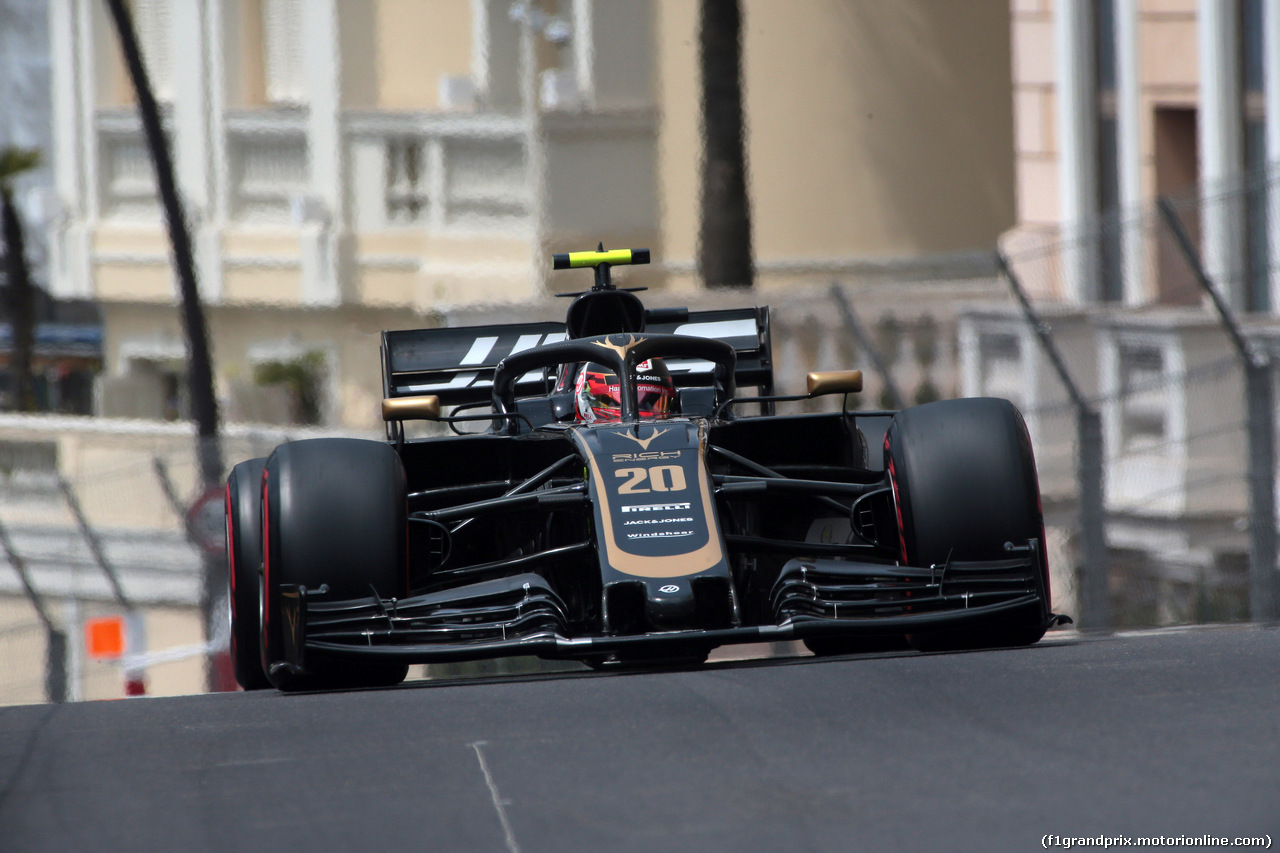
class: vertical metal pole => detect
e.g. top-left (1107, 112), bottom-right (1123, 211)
top-left (64, 597), bottom-right (83, 702)
top-left (1159, 196), bottom-right (1279, 624)
top-left (997, 251), bottom-right (1110, 631)
top-left (1246, 363), bottom-right (1279, 623)
top-left (0, 515), bottom-right (67, 702)
top-left (1077, 409), bottom-right (1112, 629)
top-left (124, 610), bottom-right (148, 695)
top-left (45, 629), bottom-right (68, 704)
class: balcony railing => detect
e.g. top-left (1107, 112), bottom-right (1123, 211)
top-left (346, 111), bottom-right (530, 234)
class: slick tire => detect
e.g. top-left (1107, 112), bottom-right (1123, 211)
top-left (885, 397), bottom-right (1050, 653)
top-left (227, 457), bottom-right (271, 690)
top-left (261, 439), bottom-right (410, 692)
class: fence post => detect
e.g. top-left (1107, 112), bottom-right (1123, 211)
top-left (0, 514), bottom-right (68, 702)
top-left (1158, 197), bottom-right (1279, 625)
top-left (997, 251), bottom-right (1110, 631)
top-left (1076, 409), bottom-right (1111, 629)
top-left (1246, 361), bottom-right (1278, 623)
top-left (58, 477), bottom-right (148, 693)
top-left (44, 629), bottom-right (68, 704)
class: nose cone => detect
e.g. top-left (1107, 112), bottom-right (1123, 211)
top-left (644, 578), bottom-right (698, 628)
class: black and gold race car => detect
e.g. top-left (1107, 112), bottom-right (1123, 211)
top-left (226, 248), bottom-right (1070, 691)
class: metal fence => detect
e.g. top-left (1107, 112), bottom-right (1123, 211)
top-left (976, 173), bottom-right (1280, 632)
top-left (0, 419), bottom-right (353, 705)
top-left (683, 173), bottom-right (1280, 634)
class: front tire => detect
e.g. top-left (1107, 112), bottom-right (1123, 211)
top-left (885, 397), bottom-right (1050, 652)
top-left (261, 439), bottom-right (410, 691)
top-left (227, 457), bottom-right (270, 690)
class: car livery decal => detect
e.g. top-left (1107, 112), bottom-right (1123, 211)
top-left (571, 421), bottom-right (726, 579)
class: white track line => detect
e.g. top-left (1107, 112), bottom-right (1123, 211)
top-left (470, 741), bottom-right (521, 853)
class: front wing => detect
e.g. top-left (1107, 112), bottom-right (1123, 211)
top-left (271, 540), bottom-right (1062, 674)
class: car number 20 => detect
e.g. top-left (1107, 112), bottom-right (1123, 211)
top-left (615, 465), bottom-right (688, 494)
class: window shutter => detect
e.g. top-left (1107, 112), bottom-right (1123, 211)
top-left (263, 0), bottom-right (306, 105)
top-left (131, 0), bottom-right (173, 102)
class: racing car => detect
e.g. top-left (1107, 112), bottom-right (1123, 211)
top-left (226, 247), bottom-right (1070, 691)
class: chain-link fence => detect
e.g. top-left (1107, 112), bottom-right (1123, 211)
top-left (751, 172), bottom-right (1280, 633)
top-left (970, 172), bottom-right (1280, 631)
top-left (0, 420), bottom-right (362, 705)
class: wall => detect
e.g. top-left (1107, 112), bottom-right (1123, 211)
top-left (657, 0), bottom-right (1016, 287)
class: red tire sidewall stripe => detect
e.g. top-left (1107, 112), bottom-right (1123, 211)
top-left (225, 482), bottom-right (236, 601)
top-left (885, 432), bottom-right (909, 565)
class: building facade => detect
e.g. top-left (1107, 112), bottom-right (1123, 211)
top-left (1009, 0), bottom-right (1280, 309)
top-left (47, 0), bottom-right (1017, 431)
top-left (6, 0), bottom-right (1023, 698)
top-left (963, 0), bottom-right (1280, 626)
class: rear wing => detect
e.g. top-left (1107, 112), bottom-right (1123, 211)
top-left (381, 306), bottom-right (773, 407)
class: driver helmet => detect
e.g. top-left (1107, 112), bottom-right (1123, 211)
top-left (574, 359), bottom-right (676, 423)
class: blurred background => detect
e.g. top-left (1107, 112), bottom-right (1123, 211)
top-left (1, 0), bottom-right (1276, 703)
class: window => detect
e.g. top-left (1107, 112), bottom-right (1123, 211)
top-left (444, 139), bottom-right (527, 224)
top-left (386, 140), bottom-right (427, 224)
top-left (102, 136), bottom-right (159, 220)
top-left (1118, 344), bottom-right (1166, 453)
top-left (978, 332), bottom-right (1025, 410)
top-left (262, 0), bottom-right (305, 105)
top-left (1153, 107), bottom-right (1201, 306)
top-left (230, 135), bottom-right (308, 222)
top-left (100, 357), bottom-right (188, 421)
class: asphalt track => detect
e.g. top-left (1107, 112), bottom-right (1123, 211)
top-left (1, 626), bottom-right (1277, 853)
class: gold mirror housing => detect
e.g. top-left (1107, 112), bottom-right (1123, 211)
top-left (806, 370), bottom-right (863, 397)
top-left (381, 395), bottom-right (441, 422)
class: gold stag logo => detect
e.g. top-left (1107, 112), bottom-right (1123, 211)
top-left (614, 427), bottom-right (671, 451)
top-left (591, 334), bottom-right (645, 361)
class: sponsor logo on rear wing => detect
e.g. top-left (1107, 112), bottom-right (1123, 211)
top-left (384, 323), bottom-right (566, 402)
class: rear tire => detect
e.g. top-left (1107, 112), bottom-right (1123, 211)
top-left (226, 457), bottom-right (270, 690)
top-left (885, 398), bottom-right (1050, 652)
top-left (261, 439), bottom-right (410, 691)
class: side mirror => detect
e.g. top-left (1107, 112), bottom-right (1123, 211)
top-left (382, 395), bottom-right (441, 422)
top-left (806, 370), bottom-right (863, 397)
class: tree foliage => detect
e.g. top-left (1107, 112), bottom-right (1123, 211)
top-left (254, 351), bottom-right (327, 426)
